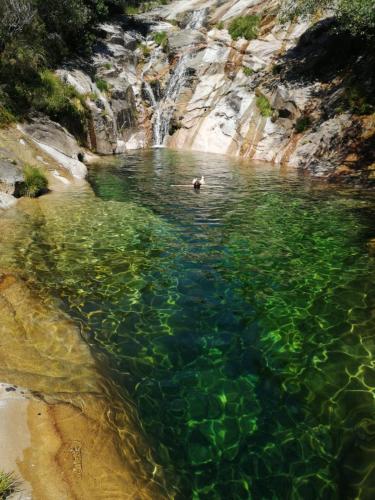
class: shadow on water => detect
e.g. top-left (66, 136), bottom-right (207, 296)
top-left (1, 149), bottom-right (375, 498)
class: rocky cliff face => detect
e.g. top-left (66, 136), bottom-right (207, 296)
top-left (14, 0), bottom-right (374, 186)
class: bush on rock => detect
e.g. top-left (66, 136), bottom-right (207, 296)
top-left (19, 165), bottom-right (48, 198)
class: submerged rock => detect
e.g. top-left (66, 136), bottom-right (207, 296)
top-left (0, 272), bottom-right (171, 499)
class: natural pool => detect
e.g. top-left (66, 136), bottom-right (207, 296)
top-left (1, 149), bottom-right (375, 498)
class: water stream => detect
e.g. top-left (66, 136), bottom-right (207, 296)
top-left (142, 46), bottom-right (164, 147)
top-left (1, 150), bottom-right (375, 498)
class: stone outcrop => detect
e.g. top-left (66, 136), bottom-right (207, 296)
top-left (66, 0), bottom-right (371, 185)
top-left (57, 23), bottom-right (148, 154)
top-left (287, 113), bottom-right (354, 176)
top-left (3, 0), bottom-right (370, 184)
top-left (0, 160), bottom-right (23, 209)
top-left (0, 124), bottom-right (92, 210)
top-left (0, 161), bottom-right (23, 195)
top-left (21, 117), bottom-right (87, 179)
top-left (143, 0), bottom-right (372, 184)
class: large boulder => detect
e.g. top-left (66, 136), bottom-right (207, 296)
top-left (22, 117), bottom-right (81, 159)
top-left (168, 29), bottom-right (206, 53)
top-left (288, 114), bottom-right (353, 176)
top-left (21, 117), bottom-right (87, 179)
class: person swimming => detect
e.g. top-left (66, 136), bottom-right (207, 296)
top-left (192, 176), bottom-right (205, 189)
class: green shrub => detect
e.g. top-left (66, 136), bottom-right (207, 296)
top-left (19, 165), bottom-right (49, 198)
top-left (104, 62), bottom-right (112, 70)
top-left (281, 0), bottom-right (375, 37)
top-left (125, 5), bottom-right (140, 15)
top-left (152, 31), bottom-right (168, 49)
top-left (295, 115), bottom-right (311, 133)
top-left (31, 70), bottom-right (87, 140)
top-left (0, 471), bottom-right (18, 499)
top-left (243, 67), bottom-right (254, 76)
top-left (83, 91), bottom-right (98, 103)
top-left (0, 105), bottom-right (16, 127)
top-left (35, 70), bottom-right (81, 111)
top-left (95, 78), bottom-right (109, 93)
top-left (229, 15), bottom-right (260, 41)
top-left (256, 95), bottom-right (273, 117)
top-left (216, 21), bottom-right (225, 30)
top-left (346, 86), bottom-right (374, 115)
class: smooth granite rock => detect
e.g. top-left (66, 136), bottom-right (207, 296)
top-left (0, 192), bottom-right (17, 209)
top-left (21, 117), bottom-right (87, 179)
top-left (0, 160), bottom-right (24, 195)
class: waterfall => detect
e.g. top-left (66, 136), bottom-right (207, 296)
top-left (144, 83), bottom-right (163, 147)
top-left (151, 9), bottom-right (207, 147)
top-left (141, 47), bottom-right (164, 146)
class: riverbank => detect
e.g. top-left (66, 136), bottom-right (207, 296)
top-left (0, 130), bottom-right (172, 498)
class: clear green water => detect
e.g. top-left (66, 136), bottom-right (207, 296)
top-left (2, 149), bottom-right (375, 498)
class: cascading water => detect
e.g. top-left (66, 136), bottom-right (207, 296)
top-left (142, 47), bottom-right (164, 147)
top-left (145, 84), bottom-right (163, 147)
top-left (151, 9), bottom-right (207, 147)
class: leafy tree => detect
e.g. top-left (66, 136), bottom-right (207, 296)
top-left (281, 0), bottom-right (375, 36)
top-left (0, 0), bottom-right (35, 45)
top-left (0, 0), bottom-right (153, 131)
top-left (0, 1), bottom-right (139, 118)
top-left (338, 0), bottom-right (375, 35)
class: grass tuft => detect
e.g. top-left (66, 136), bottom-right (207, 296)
top-left (346, 86), bottom-right (374, 115)
top-left (138, 43), bottom-right (151, 58)
top-left (0, 106), bottom-right (16, 128)
top-left (243, 67), bottom-right (254, 77)
top-left (152, 31), bottom-right (168, 49)
top-left (125, 5), bottom-right (140, 15)
top-left (256, 95), bottom-right (273, 117)
top-left (229, 15), bottom-right (260, 41)
top-left (32, 70), bottom-right (87, 140)
top-left (95, 78), bottom-right (110, 93)
top-left (0, 471), bottom-right (18, 499)
top-left (19, 165), bottom-right (49, 198)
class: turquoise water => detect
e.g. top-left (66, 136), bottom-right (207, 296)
top-left (2, 149), bottom-right (375, 498)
